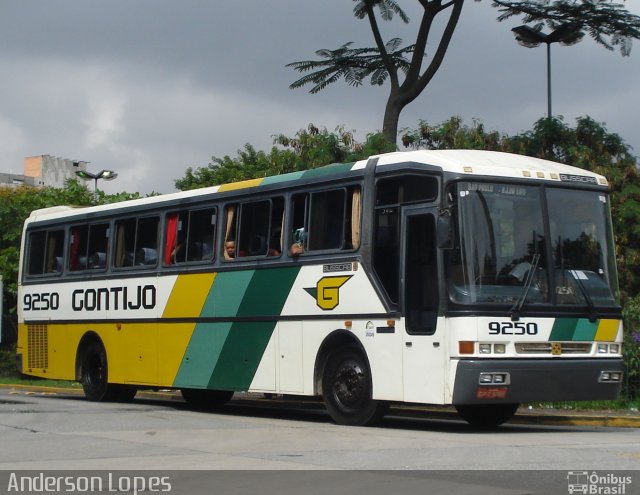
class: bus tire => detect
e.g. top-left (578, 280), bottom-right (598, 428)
top-left (455, 403), bottom-right (519, 428)
top-left (322, 346), bottom-right (388, 426)
top-left (79, 339), bottom-right (121, 402)
top-left (180, 388), bottom-right (234, 409)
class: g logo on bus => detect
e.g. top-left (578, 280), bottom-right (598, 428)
top-left (551, 342), bottom-right (562, 356)
top-left (304, 275), bottom-right (352, 310)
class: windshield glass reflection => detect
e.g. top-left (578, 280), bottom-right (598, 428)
top-left (448, 182), bottom-right (618, 310)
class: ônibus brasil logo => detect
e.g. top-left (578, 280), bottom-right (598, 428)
top-left (567, 471), bottom-right (632, 494)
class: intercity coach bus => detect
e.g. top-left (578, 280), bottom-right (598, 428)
top-left (16, 150), bottom-right (624, 426)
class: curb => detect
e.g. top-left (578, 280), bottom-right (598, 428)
top-left (1, 384), bottom-right (638, 428)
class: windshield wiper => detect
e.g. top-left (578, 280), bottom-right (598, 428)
top-left (510, 253), bottom-right (541, 321)
top-left (569, 270), bottom-right (598, 322)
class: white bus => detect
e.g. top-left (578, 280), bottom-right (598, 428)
top-left (17, 150), bottom-right (624, 426)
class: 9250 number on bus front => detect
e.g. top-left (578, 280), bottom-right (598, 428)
top-left (488, 321), bottom-right (538, 335)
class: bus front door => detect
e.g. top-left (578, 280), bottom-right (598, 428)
top-left (401, 208), bottom-right (445, 404)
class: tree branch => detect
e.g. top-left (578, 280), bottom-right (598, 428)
top-left (404, 0), bottom-right (464, 103)
top-left (365, 3), bottom-right (400, 88)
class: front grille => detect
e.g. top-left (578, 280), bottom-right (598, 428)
top-left (515, 342), bottom-right (593, 355)
top-left (27, 324), bottom-right (49, 369)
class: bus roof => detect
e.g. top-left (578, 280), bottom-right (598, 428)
top-left (355, 150), bottom-right (608, 184)
top-left (25, 150), bottom-right (608, 225)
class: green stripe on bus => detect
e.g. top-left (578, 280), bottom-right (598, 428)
top-left (237, 267), bottom-right (300, 317)
top-left (207, 321), bottom-right (276, 390)
top-left (549, 318), bottom-right (579, 341)
top-left (261, 171), bottom-right (306, 186)
top-left (573, 319), bottom-right (598, 341)
top-left (205, 270), bottom-right (255, 317)
top-left (549, 318), bottom-right (599, 341)
top-left (300, 162), bottom-right (355, 179)
top-left (173, 322), bottom-right (233, 388)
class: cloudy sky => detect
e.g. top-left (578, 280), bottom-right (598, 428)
top-left (1, 0), bottom-right (638, 195)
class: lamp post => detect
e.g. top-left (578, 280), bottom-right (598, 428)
top-left (511, 24), bottom-right (584, 119)
top-left (75, 169), bottom-right (118, 192)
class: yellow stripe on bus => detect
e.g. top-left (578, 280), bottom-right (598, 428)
top-left (218, 178), bottom-right (263, 192)
top-left (594, 319), bottom-right (619, 341)
top-left (163, 273), bottom-right (216, 318)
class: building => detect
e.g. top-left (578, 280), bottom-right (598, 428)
top-left (0, 155), bottom-right (88, 189)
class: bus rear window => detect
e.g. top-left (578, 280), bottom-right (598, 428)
top-left (27, 229), bottom-right (65, 276)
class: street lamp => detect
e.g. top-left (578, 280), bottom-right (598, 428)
top-left (75, 169), bottom-right (118, 192)
top-left (511, 23), bottom-right (584, 118)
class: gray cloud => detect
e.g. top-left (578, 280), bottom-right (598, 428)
top-left (0, 0), bottom-right (638, 194)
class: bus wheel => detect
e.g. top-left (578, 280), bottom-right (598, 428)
top-left (455, 403), bottom-right (519, 428)
top-left (80, 340), bottom-right (120, 402)
top-left (180, 388), bottom-right (234, 409)
top-left (322, 347), bottom-right (388, 426)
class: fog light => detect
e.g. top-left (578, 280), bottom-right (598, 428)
top-left (610, 372), bottom-right (622, 382)
top-left (494, 344), bottom-right (506, 354)
top-left (479, 344), bottom-right (491, 354)
top-left (600, 372), bottom-right (611, 381)
top-left (479, 373), bottom-right (493, 384)
top-left (493, 374), bottom-right (505, 384)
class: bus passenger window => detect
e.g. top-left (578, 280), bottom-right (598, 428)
top-left (69, 223), bottom-right (109, 271)
top-left (114, 217), bottom-right (159, 268)
top-left (290, 186), bottom-right (360, 254)
top-left (164, 208), bottom-right (217, 265)
top-left (223, 198), bottom-right (284, 260)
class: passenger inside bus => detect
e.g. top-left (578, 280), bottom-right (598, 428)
top-left (225, 240), bottom-right (236, 259)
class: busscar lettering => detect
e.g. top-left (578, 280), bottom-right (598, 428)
top-left (72, 285), bottom-right (156, 311)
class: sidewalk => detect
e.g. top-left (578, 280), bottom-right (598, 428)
top-left (2, 383), bottom-right (639, 428)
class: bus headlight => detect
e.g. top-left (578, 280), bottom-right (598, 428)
top-left (479, 344), bottom-right (492, 354)
top-left (597, 343), bottom-right (622, 354)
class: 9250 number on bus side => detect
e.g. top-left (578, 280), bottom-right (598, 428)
top-left (23, 292), bottom-right (60, 311)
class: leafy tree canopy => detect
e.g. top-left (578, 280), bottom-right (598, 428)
top-left (174, 125), bottom-right (396, 190)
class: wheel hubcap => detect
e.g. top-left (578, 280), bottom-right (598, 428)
top-left (334, 360), bottom-right (366, 408)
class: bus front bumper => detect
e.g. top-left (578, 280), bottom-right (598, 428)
top-left (451, 358), bottom-right (624, 405)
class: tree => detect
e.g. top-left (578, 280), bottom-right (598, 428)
top-left (287, 0), bottom-right (640, 144)
top-left (174, 124), bottom-right (395, 190)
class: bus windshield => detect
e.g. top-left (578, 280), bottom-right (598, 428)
top-left (448, 182), bottom-right (619, 310)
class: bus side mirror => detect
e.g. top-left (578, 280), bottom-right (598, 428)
top-left (437, 214), bottom-right (453, 249)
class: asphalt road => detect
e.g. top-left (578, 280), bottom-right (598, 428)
top-left (1, 387), bottom-right (639, 472)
